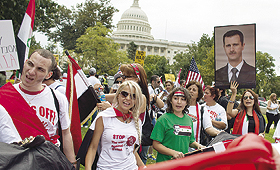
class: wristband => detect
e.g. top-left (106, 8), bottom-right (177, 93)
top-left (229, 100), bottom-right (234, 103)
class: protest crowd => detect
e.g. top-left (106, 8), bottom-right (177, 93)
top-left (0, 47), bottom-right (280, 170)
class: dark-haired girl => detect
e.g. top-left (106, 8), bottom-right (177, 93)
top-left (150, 87), bottom-right (203, 162)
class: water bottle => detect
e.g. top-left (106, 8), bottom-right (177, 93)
top-left (99, 88), bottom-right (106, 101)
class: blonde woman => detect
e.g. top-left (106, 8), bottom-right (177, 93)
top-left (266, 93), bottom-right (280, 133)
top-left (85, 81), bottom-right (145, 170)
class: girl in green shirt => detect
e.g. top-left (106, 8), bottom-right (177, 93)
top-left (150, 87), bottom-right (204, 162)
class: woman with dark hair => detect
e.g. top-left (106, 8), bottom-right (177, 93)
top-left (186, 81), bottom-right (220, 144)
top-left (43, 66), bottom-right (65, 95)
top-left (204, 86), bottom-right (227, 131)
top-left (150, 87), bottom-right (203, 162)
top-left (227, 81), bottom-right (265, 136)
top-left (266, 93), bottom-right (280, 133)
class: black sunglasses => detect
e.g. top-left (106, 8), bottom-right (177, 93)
top-left (243, 96), bottom-right (254, 100)
top-left (116, 80), bottom-right (122, 84)
top-left (121, 75), bottom-right (136, 79)
top-left (157, 81), bottom-right (160, 84)
top-left (120, 91), bottom-right (136, 100)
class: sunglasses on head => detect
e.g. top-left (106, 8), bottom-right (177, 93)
top-left (120, 91), bottom-right (136, 100)
top-left (243, 96), bottom-right (254, 100)
top-left (121, 75), bottom-right (136, 79)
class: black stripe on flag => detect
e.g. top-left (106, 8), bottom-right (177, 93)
top-left (77, 86), bottom-right (100, 123)
top-left (15, 37), bottom-right (26, 73)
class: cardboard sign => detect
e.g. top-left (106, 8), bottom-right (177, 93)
top-left (135, 50), bottom-right (146, 66)
top-left (164, 74), bottom-right (175, 82)
top-left (0, 20), bottom-right (19, 71)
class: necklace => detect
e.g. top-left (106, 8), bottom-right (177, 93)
top-left (19, 83), bottom-right (44, 105)
top-left (21, 92), bottom-right (37, 105)
top-left (123, 112), bottom-right (132, 123)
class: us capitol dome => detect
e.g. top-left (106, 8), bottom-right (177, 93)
top-left (111, 0), bottom-right (188, 64)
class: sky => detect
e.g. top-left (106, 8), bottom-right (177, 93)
top-left (37, 0), bottom-right (280, 75)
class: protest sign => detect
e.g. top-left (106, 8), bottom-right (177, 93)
top-left (0, 20), bottom-right (19, 71)
top-left (135, 50), bottom-right (146, 66)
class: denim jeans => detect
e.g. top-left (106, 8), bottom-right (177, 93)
top-left (139, 145), bottom-right (150, 165)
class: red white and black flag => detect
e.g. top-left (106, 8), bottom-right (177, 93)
top-left (16, 0), bottom-right (35, 73)
top-left (65, 51), bottom-right (100, 154)
top-left (174, 68), bottom-right (182, 88)
top-left (185, 57), bottom-right (205, 89)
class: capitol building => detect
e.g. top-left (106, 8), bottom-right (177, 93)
top-left (111, 0), bottom-right (189, 65)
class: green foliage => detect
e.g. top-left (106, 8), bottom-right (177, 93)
top-left (127, 41), bottom-right (138, 61)
top-left (144, 55), bottom-right (171, 82)
top-left (172, 33), bottom-right (214, 85)
top-left (76, 22), bottom-right (132, 75)
top-left (198, 45), bottom-right (214, 86)
top-left (172, 52), bottom-right (192, 80)
top-left (0, 0), bottom-right (59, 35)
top-left (28, 36), bottom-right (42, 57)
top-left (47, 0), bottom-right (118, 51)
top-left (254, 51), bottom-right (276, 98)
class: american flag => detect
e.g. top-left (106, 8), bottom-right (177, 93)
top-left (185, 57), bottom-right (205, 89)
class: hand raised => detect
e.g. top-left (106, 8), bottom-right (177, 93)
top-left (230, 81), bottom-right (239, 94)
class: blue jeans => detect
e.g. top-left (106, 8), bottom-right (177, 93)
top-left (139, 145), bottom-right (150, 165)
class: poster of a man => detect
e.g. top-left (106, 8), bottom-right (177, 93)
top-left (215, 24), bottom-right (256, 89)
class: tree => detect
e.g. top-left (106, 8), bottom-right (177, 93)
top-left (144, 55), bottom-right (171, 82)
top-left (198, 45), bottom-right (214, 86)
top-left (28, 36), bottom-right (42, 57)
top-left (172, 33), bottom-right (214, 85)
top-left (48, 0), bottom-right (118, 51)
top-left (0, 0), bottom-right (59, 35)
top-left (255, 51), bottom-right (276, 98)
top-left (172, 52), bottom-right (192, 81)
top-left (76, 22), bottom-right (132, 75)
top-left (127, 41), bottom-right (138, 61)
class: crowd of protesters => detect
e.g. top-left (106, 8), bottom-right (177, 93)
top-left (1, 49), bottom-right (280, 169)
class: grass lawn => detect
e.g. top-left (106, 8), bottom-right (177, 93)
top-left (78, 114), bottom-right (277, 169)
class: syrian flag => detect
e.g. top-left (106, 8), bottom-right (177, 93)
top-left (16, 0), bottom-right (35, 73)
top-left (174, 68), bottom-right (182, 88)
top-left (158, 76), bottom-right (165, 92)
top-left (185, 57), bottom-right (205, 89)
top-left (65, 51), bottom-right (100, 154)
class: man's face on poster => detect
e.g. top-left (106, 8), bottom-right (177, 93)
top-left (223, 34), bottom-right (245, 64)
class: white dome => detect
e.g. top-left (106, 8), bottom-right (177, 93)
top-left (112, 0), bottom-right (154, 40)
top-left (121, 1), bottom-right (148, 22)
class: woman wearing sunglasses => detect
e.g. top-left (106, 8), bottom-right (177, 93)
top-left (85, 81), bottom-right (145, 170)
top-left (119, 63), bottom-right (163, 164)
top-left (227, 81), bottom-right (265, 136)
top-left (150, 87), bottom-right (203, 162)
top-left (109, 73), bottom-right (123, 94)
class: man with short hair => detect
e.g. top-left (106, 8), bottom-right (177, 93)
top-left (87, 67), bottom-right (101, 87)
top-left (148, 75), bottom-right (160, 95)
top-left (0, 49), bottom-right (76, 164)
top-left (215, 30), bottom-right (255, 88)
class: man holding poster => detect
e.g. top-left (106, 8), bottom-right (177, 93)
top-left (215, 24), bottom-right (256, 89)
